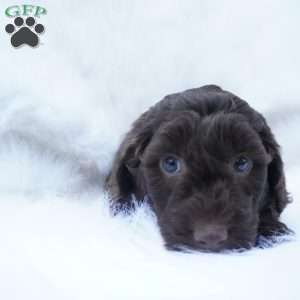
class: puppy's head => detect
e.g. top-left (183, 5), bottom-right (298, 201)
top-left (106, 87), bottom-right (290, 252)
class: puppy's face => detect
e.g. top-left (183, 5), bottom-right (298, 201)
top-left (107, 86), bottom-right (290, 253)
top-left (139, 111), bottom-right (271, 252)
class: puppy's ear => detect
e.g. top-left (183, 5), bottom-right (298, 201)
top-left (258, 123), bottom-right (291, 236)
top-left (233, 98), bottom-right (290, 219)
top-left (106, 119), bottom-right (154, 212)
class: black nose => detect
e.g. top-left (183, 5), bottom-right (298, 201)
top-left (193, 224), bottom-right (228, 248)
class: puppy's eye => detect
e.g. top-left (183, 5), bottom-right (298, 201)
top-left (233, 156), bottom-right (252, 173)
top-left (161, 156), bottom-right (181, 174)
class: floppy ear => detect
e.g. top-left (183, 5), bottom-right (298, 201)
top-left (258, 123), bottom-right (291, 236)
top-left (230, 96), bottom-right (291, 225)
top-left (105, 115), bottom-right (154, 212)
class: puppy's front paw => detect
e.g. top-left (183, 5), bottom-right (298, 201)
top-left (258, 220), bottom-right (293, 237)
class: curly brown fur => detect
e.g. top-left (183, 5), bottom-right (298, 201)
top-left (106, 85), bottom-right (291, 252)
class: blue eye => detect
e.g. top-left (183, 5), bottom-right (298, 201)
top-left (233, 156), bottom-right (252, 173)
top-left (161, 156), bottom-right (181, 174)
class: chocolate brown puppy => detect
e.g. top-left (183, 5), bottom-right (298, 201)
top-left (106, 85), bottom-right (291, 252)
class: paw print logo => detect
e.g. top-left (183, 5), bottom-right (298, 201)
top-left (5, 16), bottom-right (45, 48)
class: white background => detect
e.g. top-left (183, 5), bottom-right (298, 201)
top-left (0, 1), bottom-right (299, 299)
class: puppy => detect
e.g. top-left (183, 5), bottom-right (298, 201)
top-left (106, 85), bottom-right (291, 252)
